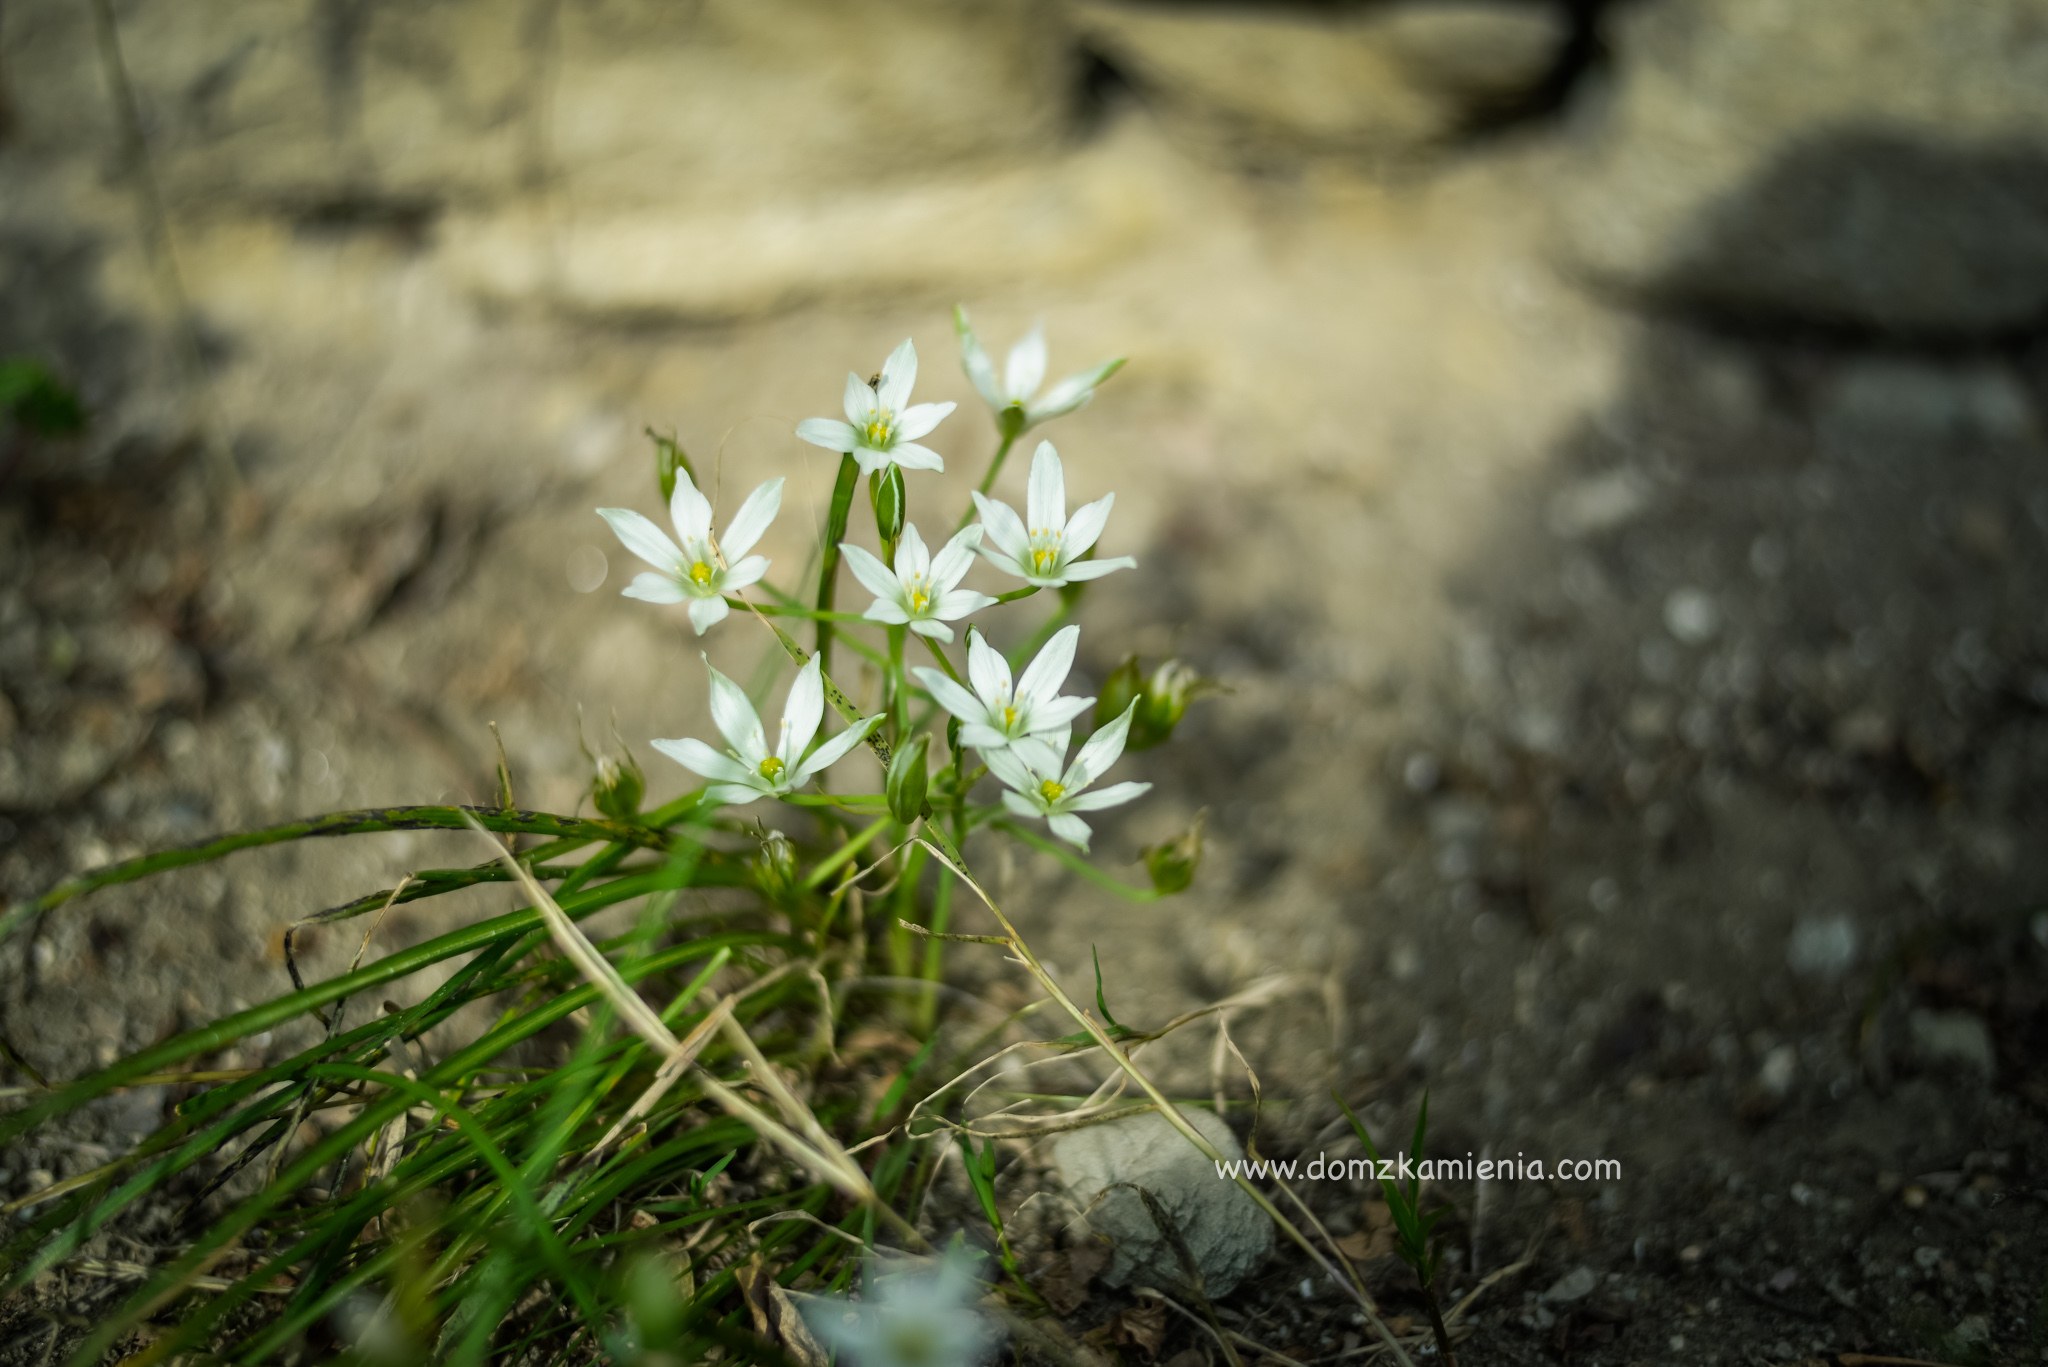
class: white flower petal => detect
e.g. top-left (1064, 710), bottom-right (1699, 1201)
top-left (1046, 812), bottom-right (1094, 849)
top-left (797, 417), bottom-right (858, 453)
top-left (668, 473), bottom-right (715, 543)
top-left (706, 662), bottom-right (768, 761)
top-left (782, 656), bottom-right (827, 765)
top-left (1062, 492), bottom-right (1115, 559)
top-left (956, 307), bottom-right (1006, 410)
top-left (909, 618), bottom-right (953, 641)
top-left (650, 736), bottom-right (752, 785)
top-left (969, 491), bottom-right (1031, 562)
top-left (913, 669), bottom-right (986, 724)
top-left (1011, 735), bottom-right (1066, 776)
top-left (840, 543), bottom-right (901, 601)
top-left (598, 507), bottom-right (683, 574)
top-left (1029, 357), bottom-right (1123, 424)
top-left (1002, 790), bottom-right (1045, 822)
top-left (894, 401), bottom-right (954, 443)
top-left (721, 477), bottom-right (784, 560)
top-left (1029, 694), bottom-right (1095, 732)
top-left (1067, 703), bottom-right (1135, 790)
top-left (842, 371), bottom-right (877, 426)
top-left (865, 600), bottom-right (911, 625)
top-left (934, 587), bottom-right (996, 619)
top-left (1016, 624), bottom-right (1080, 705)
top-left (688, 595), bottom-right (729, 634)
top-left (1005, 325), bottom-right (1047, 401)
top-left (929, 524), bottom-right (984, 587)
top-left (722, 555), bottom-right (769, 591)
top-left (1026, 442), bottom-right (1065, 533)
top-left (1059, 555), bottom-right (1136, 582)
top-left (621, 571), bottom-right (688, 604)
top-left (957, 722), bottom-right (1010, 750)
top-left (888, 442), bottom-right (945, 473)
top-left (965, 630), bottom-right (1012, 708)
top-left (894, 522), bottom-right (932, 581)
top-left (704, 782), bottom-right (769, 807)
top-left (878, 338), bottom-right (918, 413)
top-left (982, 745), bottom-right (1039, 794)
top-left (793, 713), bottom-right (881, 786)
top-left (1062, 780), bottom-right (1150, 813)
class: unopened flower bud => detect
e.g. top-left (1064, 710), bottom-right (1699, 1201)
top-left (1143, 812), bottom-right (1205, 896)
top-left (869, 464), bottom-right (906, 558)
top-left (1095, 656), bottom-right (1144, 732)
top-left (1132, 659), bottom-right (1203, 749)
top-left (650, 429), bottom-right (695, 504)
top-left (887, 732), bottom-right (931, 825)
top-left (753, 828), bottom-right (797, 899)
top-left (590, 747), bottom-right (645, 822)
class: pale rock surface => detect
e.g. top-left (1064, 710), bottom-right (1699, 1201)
top-left (1557, 0), bottom-right (2048, 334)
top-left (1047, 1106), bottom-right (1273, 1296)
top-left (1070, 1), bottom-right (1569, 158)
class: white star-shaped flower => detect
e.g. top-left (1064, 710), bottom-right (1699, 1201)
top-left (797, 339), bottom-right (956, 478)
top-left (912, 624), bottom-right (1094, 752)
top-left (651, 654), bottom-right (880, 807)
top-left (803, 1253), bottom-right (997, 1367)
top-left (596, 471), bottom-right (782, 636)
top-left (984, 703), bottom-right (1150, 851)
top-left (840, 523), bottom-right (995, 642)
top-left (970, 441), bottom-right (1135, 588)
top-left (956, 305), bottom-right (1124, 433)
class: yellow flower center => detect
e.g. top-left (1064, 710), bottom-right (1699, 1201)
top-left (863, 416), bottom-right (895, 448)
top-left (909, 586), bottom-right (931, 614)
top-left (1027, 531), bottom-right (1063, 576)
top-left (1038, 778), bottom-right (1065, 804)
top-left (757, 756), bottom-right (786, 782)
top-left (1001, 705), bottom-right (1020, 730)
top-left (687, 561), bottom-right (715, 587)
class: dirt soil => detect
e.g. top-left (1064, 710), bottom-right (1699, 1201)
top-left (4, 85), bottom-right (2047, 1367)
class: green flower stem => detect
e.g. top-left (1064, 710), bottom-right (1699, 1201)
top-left (993, 585), bottom-right (1041, 605)
top-left (6, 806), bottom-right (675, 941)
top-left (814, 453), bottom-right (860, 675)
top-left (996, 822), bottom-right (1163, 903)
top-left (955, 430), bottom-right (1018, 531)
top-left (918, 633), bottom-right (963, 684)
top-left (721, 598), bottom-right (866, 623)
top-left (886, 624), bottom-right (908, 740)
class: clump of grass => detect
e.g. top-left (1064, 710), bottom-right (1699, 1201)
top-left (2, 316), bottom-right (1430, 1366)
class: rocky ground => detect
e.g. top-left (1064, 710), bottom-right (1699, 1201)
top-left (3, 0), bottom-right (2046, 1362)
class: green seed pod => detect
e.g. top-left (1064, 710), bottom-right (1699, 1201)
top-left (591, 748), bottom-right (645, 823)
top-left (887, 732), bottom-right (932, 825)
top-left (1143, 812), bottom-right (1205, 896)
top-left (869, 465), bottom-right (906, 558)
top-left (650, 429), bottom-right (695, 503)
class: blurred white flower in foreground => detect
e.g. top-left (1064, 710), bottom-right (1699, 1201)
top-left (596, 471), bottom-right (782, 635)
top-left (802, 1252), bottom-right (997, 1367)
top-left (841, 523), bottom-right (994, 642)
top-left (955, 305), bottom-right (1124, 434)
top-left (652, 655), bottom-right (878, 806)
top-left (971, 442), bottom-right (1134, 588)
top-left (798, 338), bottom-right (955, 477)
top-left (912, 624), bottom-right (1094, 752)
top-left (984, 703), bottom-right (1149, 851)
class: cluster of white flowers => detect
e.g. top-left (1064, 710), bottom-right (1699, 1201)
top-left (595, 313), bottom-right (1147, 849)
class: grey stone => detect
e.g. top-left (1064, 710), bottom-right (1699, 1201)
top-left (1908, 1009), bottom-right (1997, 1080)
top-left (1048, 1107), bottom-right (1273, 1296)
top-left (1786, 914), bottom-right (1859, 982)
top-left (1543, 1266), bottom-right (1600, 1303)
top-left (1557, 0), bottom-right (2048, 335)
